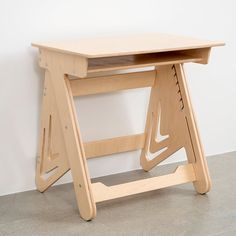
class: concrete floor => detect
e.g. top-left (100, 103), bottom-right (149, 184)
top-left (0, 152), bottom-right (236, 236)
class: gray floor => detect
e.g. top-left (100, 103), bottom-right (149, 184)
top-left (0, 152), bottom-right (236, 236)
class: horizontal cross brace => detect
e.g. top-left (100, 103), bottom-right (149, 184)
top-left (84, 133), bottom-right (145, 159)
top-left (70, 70), bottom-right (155, 96)
top-left (92, 164), bottom-right (196, 202)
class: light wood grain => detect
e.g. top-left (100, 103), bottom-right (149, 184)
top-left (140, 65), bottom-right (188, 171)
top-left (34, 34), bottom-right (223, 220)
top-left (70, 71), bottom-right (155, 96)
top-left (41, 52), bottom-right (96, 220)
top-left (36, 70), bottom-right (70, 192)
top-left (174, 64), bottom-right (212, 194)
top-left (32, 33), bottom-right (224, 58)
top-left (39, 49), bottom-right (88, 77)
top-left (92, 164), bottom-right (196, 202)
top-left (140, 64), bottom-right (211, 194)
top-left (84, 134), bottom-right (145, 159)
top-left (87, 51), bottom-right (203, 73)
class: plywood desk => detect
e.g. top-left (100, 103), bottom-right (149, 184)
top-left (32, 34), bottom-right (224, 220)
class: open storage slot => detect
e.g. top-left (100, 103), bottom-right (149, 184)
top-left (88, 48), bottom-right (210, 73)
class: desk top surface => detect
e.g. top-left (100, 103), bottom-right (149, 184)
top-left (32, 33), bottom-right (224, 58)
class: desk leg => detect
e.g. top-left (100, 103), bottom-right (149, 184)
top-left (175, 64), bottom-right (211, 194)
top-left (36, 71), bottom-right (70, 192)
top-left (140, 64), bottom-right (211, 194)
top-left (36, 69), bottom-right (96, 220)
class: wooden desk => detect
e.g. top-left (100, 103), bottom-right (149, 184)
top-left (32, 34), bottom-right (224, 221)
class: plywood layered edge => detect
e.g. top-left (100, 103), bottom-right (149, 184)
top-left (33, 34), bottom-right (224, 220)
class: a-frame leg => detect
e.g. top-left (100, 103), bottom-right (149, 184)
top-left (36, 69), bottom-right (96, 220)
top-left (140, 64), bottom-right (211, 194)
top-left (36, 71), bottom-right (70, 192)
top-left (175, 64), bottom-right (211, 194)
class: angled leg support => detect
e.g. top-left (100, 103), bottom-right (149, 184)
top-left (36, 71), bottom-right (69, 192)
top-left (140, 64), bottom-right (211, 194)
top-left (36, 67), bottom-right (96, 220)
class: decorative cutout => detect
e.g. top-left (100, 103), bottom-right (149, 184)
top-left (36, 71), bottom-right (69, 192)
top-left (155, 104), bottom-right (169, 142)
top-left (147, 147), bottom-right (168, 161)
top-left (140, 64), bottom-right (192, 171)
top-left (42, 166), bottom-right (59, 181)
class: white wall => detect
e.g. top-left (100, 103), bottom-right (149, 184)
top-left (0, 0), bottom-right (235, 196)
